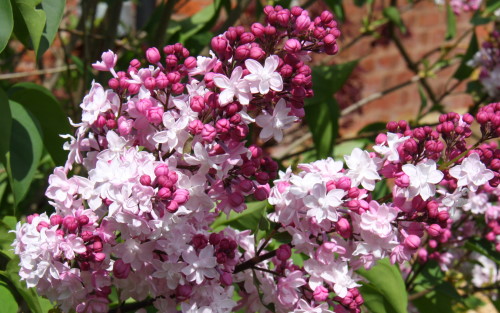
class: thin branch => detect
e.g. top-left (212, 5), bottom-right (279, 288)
top-left (0, 65), bottom-right (77, 80)
top-left (234, 249), bottom-right (278, 274)
top-left (408, 288), bottom-right (433, 301)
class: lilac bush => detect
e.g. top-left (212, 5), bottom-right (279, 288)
top-left (10, 4), bottom-right (500, 313)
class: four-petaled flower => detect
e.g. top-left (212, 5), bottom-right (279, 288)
top-left (402, 159), bottom-right (444, 200)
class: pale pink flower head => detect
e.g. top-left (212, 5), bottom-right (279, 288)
top-left (344, 148), bottom-right (381, 191)
top-left (92, 50), bottom-right (117, 72)
top-left (244, 55), bottom-right (284, 94)
top-left (449, 152), bottom-right (494, 192)
top-left (255, 98), bottom-right (298, 142)
top-left (359, 201), bottom-right (399, 238)
top-left (402, 159), bottom-right (443, 200)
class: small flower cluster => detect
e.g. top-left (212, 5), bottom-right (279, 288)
top-left (238, 109), bottom-right (499, 312)
top-left (450, 0), bottom-right (482, 15)
top-left (468, 30), bottom-right (500, 100)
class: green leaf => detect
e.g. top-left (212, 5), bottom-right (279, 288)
top-left (445, 3), bottom-right (456, 40)
top-left (453, 32), bottom-right (479, 81)
top-left (0, 0), bottom-right (14, 53)
top-left (0, 88), bottom-right (12, 168)
top-left (465, 238), bottom-right (500, 266)
top-left (310, 60), bottom-right (359, 96)
top-left (358, 258), bottom-right (408, 313)
top-left (0, 281), bottom-right (18, 313)
top-left (11, 0), bottom-right (47, 56)
top-left (211, 201), bottom-right (268, 231)
top-left (4, 100), bottom-right (44, 207)
top-left (9, 82), bottom-right (70, 165)
top-left (383, 7), bottom-right (406, 34)
top-left (485, 0), bottom-right (500, 15)
top-left (37, 0), bottom-right (65, 58)
top-left (360, 283), bottom-right (398, 313)
top-left (305, 98), bottom-right (339, 159)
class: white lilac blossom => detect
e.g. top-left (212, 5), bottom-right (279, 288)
top-left (303, 183), bottom-right (345, 223)
top-left (402, 159), bottom-right (444, 200)
top-left (213, 66), bottom-right (252, 105)
top-left (373, 132), bottom-right (409, 162)
top-left (449, 153), bottom-right (494, 191)
top-left (255, 98), bottom-right (298, 142)
top-left (345, 148), bottom-right (381, 191)
top-left (244, 55), bottom-right (284, 94)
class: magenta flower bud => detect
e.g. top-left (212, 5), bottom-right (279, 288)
top-left (192, 234), bottom-right (208, 250)
top-left (94, 115), bottom-right (106, 128)
top-left (157, 175), bottom-right (173, 188)
top-left (93, 240), bottom-right (103, 252)
top-left (104, 115), bottom-right (117, 128)
top-left (184, 56), bottom-right (197, 69)
top-left (255, 171), bottom-right (270, 184)
top-left (375, 133), bottom-right (387, 145)
top-left (136, 98), bottom-right (152, 114)
top-left (234, 45), bottom-right (250, 60)
top-left (108, 78), bottom-right (120, 89)
top-left (386, 121), bottom-right (398, 132)
top-left (158, 187), bottom-right (172, 199)
top-left (254, 184), bottom-right (270, 201)
top-left (284, 38), bottom-right (301, 53)
top-left (291, 6), bottom-right (303, 16)
top-left (320, 11), bottom-right (334, 23)
top-left (276, 244), bottom-right (292, 261)
top-left (188, 119), bottom-right (204, 135)
top-left (146, 106), bottom-right (164, 124)
top-left (92, 50), bottom-right (117, 71)
top-left (171, 83), bottom-right (185, 94)
top-left (172, 189), bottom-right (189, 205)
top-left (166, 201), bottom-right (179, 213)
top-left (395, 173), bottom-right (410, 188)
top-left (209, 232), bottom-right (222, 245)
top-left (215, 119), bottom-right (231, 134)
top-left (240, 32), bottom-right (255, 44)
top-left (156, 72), bottom-right (169, 89)
top-left (313, 285), bottom-right (329, 302)
top-left (225, 27), bottom-right (238, 43)
top-left (168, 171), bottom-right (178, 183)
top-left (167, 71), bottom-right (181, 84)
top-left (417, 248), bottom-right (428, 263)
top-left (486, 231), bottom-right (496, 241)
top-left (36, 221), bottom-right (49, 232)
top-left (229, 192), bottom-right (244, 207)
top-left (176, 284), bottom-right (192, 300)
top-left (295, 15), bottom-right (311, 31)
top-left (323, 34), bottom-right (336, 45)
top-left (146, 47), bottom-right (161, 64)
top-left (77, 215), bottom-right (89, 226)
top-left (63, 216), bottom-right (78, 232)
top-left (165, 54), bottom-right (178, 68)
top-left (336, 218), bottom-right (352, 238)
top-left (139, 175), bottom-right (151, 186)
top-left (50, 214), bottom-right (63, 226)
top-left (211, 36), bottom-right (228, 54)
top-left (249, 46), bottom-right (265, 60)
top-left (427, 224), bottom-right (442, 237)
top-left (264, 25), bottom-right (277, 36)
top-left (201, 124), bottom-right (217, 142)
top-left (127, 83), bottom-right (140, 94)
top-left (336, 177), bottom-right (351, 191)
top-left (81, 231), bottom-right (93, 242)
top-left (348, 187), bottom-right (360, 199)
top-left (190, 96), bottom-right (205, 113)
top-left (251, 23), bottom-right (265, 37)
top-left (155, 164), bottom-right (170, 177)
top-left (241, 162), bottom-right (257, 177)
top-left (117, 116), bottom-right (133, 136)
top-left (404, 235), bottom-right (421, 250)
top-left (437, 210), bottom-right (449, 222)
top-left (220, 271), bottom-right (233, 286)
top-left (280, 64), bottom-right (293, 77)
top-left (113, 259), bottom-right (131, 279)
top-left (276, 9), bottom-right (291, 26)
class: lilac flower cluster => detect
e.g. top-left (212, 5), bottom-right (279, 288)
top-left (468, 30), bottom-right (500, 100)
